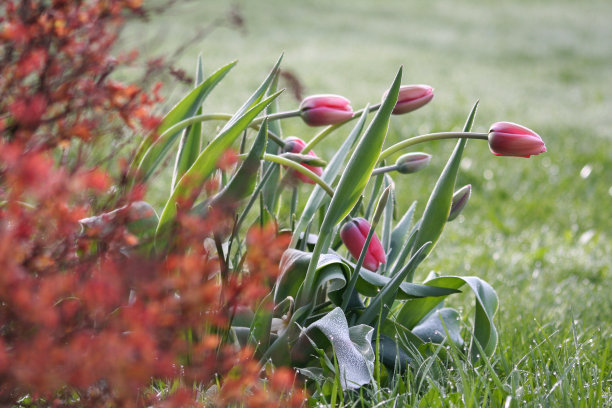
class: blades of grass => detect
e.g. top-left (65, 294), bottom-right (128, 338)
top-left (299, 67), bottom-right (402, 306)
top-left (357, 241), bottom-right (431, 327)
top-left (411, 101), bottom-right (479, 258)
top-left (172, 55), bottom-right (205, 190)
top-left (155, 92), bottom-right (281, 247)
top-left (290, 103), bottom-right (371, 248)
top-left (131, 60), bottom-right (237, 182)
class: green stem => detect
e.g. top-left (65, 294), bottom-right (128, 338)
top-left (371, 165), bottom-right (397, 176)
top-left (252, 109), bottom-right (301, 125)
top-left (379, 132), bottom-right (488, 161)
top-left (261, 153), bottom-right (335, 197)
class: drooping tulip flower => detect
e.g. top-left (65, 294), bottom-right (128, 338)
top-left (448, 184), bottom-right (471, 221)
top-left (299, 94), bottom-right (354, 126)
top-left (395, 152), bottom-right (432, 174)
top-left (383, 85), bottom-right (434, 115)
top-left (282, 136), bottom-right (323, 184)
top-left (340, 217), bottom-right (386, 271)
top-left (488, 122), bottom-right (546, 158)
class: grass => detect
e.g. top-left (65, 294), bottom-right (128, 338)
top-left (120, 0), bottom-right (611, 405)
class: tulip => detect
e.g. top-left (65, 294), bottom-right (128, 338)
top-left (299, 94), bottom-right (354, 126)
top-left (395, 152), bottom-right (432, 174)
top-left (340, 217), bottom-right (386, 271)
top-left (383, 85), bottom-right (434, 115)
top-left (448, 184), bottom-right (471, 221)
top-left (282, 136), bottom-right (323, 184)
top-left (488, 122), bottom-right (546, 158)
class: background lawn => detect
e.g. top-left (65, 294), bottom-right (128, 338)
top-left (121, 0), bottom-right (611, 405)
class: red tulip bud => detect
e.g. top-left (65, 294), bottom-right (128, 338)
top-left (340, 217), bottom-right (386, 271)
top-left (488, 122), bottom-right (546, 158)
top-left (282, 136), bottom-right (323, 184)
top-left (299, 94), bottom-right (354, 126)
top-left (383, 85), bottom-right (434, 115)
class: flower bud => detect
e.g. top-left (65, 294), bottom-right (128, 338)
top-left (488, 122), bottom-right (546, 158)
top-left (395, 152), bottom-right (432, 174)
top-left (299, 94), bottom-right (354, 126)
top-left (282, 136), bottom-right (323, 184)
top-left (340, 217), bottom-right (386, 271)
top-left (383, 85), bottom-right (434, 115)
top-left (448, 184), bottom-right (471, 221)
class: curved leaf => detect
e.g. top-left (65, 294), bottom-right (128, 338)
top-left (274, 249), bottom-right (348, 305)
top-left (155, 92), bottom-right (281, 246)
top-left (411, 307), bottom-right (464, 346)
top-left (132, 60), bottom-right (237, 182)
top-left (395, 275), bottom-right (499, 357)
top-left (412, 101), bottom-right (479, 257)
top-left (354, 268), bottom-right (460, 300)
top-left (387, 201), bottom-right (417, 270)
top-left (291, 307), bottom-right (374, 390)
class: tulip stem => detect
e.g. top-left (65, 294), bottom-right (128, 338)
top-left (371, 165), bottom-right (397, 176)
top-left (379, 132), bottom-right (488, 161)
top-left (259, 153), bottom-right (335, 197)
top-left (252, 109), bottom-right (301, 125)
top-left (300, 104), bottom-right (381, 153)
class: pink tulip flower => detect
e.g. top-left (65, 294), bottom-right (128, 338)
top-left (340, 217), bottom-right (386, 271)
top-left (383, 85), bottom-right (434, 115)
top-left (299, 94), bottom-right (354, 126)
top-left (488, 122), bottom-right (546, 158)
top-left (282, 136), bottom-right (323, 184)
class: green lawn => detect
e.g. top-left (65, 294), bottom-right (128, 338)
top-left (122, 0), bottom-right (611, 405)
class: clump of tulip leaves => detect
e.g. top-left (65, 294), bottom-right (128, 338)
top-left (97, 55), bottom-right (522, 394)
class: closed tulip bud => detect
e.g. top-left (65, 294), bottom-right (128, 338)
top-left (383, 84), bottom-right (434, 115)
top-left (448, 184), bottom-right (471, 221)
top-left (488, 122), bottom-right (546, 158)
top-left (282, 136), bottom-right (323, 184)
top-left (340, 217), bottom-right (386, 271)
top-left (395, 152), bottom-right (432, 174)
top-left (299, 94), bottom-right (354, 126)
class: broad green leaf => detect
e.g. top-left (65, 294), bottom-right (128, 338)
top-left (357, 241), bottom-right (431, 326)
top-left (387, 201), bottom-right (417, 270)
top-left (290, 105), bottom-right (370, 248)
top-left (300, 68), bottom-right (402, 303)
top-left (374, 334), bottom-right (412, 373)
top-left (412, 101), bottom-right (478, 257)
top-left (207, 120), bottom-right (268, 212)
top-left (274, 249), bottom-right (348, 305)
top-left (172, 55), bottom-right (205, 190)
top-left (132, 61), bottom-right (237, 182)
top-left (395, 275), bottom-right (498, 357)
top-left (155, 92), bottom-right (281, 246)
top-left (291, 307), bottom-right (374, 390)
top-left (411, 307), bottom-right (464, 346)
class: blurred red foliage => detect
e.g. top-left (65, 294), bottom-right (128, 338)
top-left (0, 1), bottom-right (305, 406)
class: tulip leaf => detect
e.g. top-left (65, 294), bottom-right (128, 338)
top-left (412, 101), bottom-right (478, 257)
top-left (290, 105), bottom-right (370, 248)
top-left (274, 249), bottom-right (348, 305)
top-left (374, 334), bottom-right (412, 373)
top-left (411, 307), bottom-right (464, 346)
top-left (132, 60), bottom-right (237, 182)
top-left (395, 275), bottom-right (498, 358)
top-left (172, 55), bottom-right (205, 190)
top-left (262, 72), bottom-right (283, 214)
top-left (357, 240), bottom-right (431, 326)
top-left (299, 67), bottom-right (402, 304)
top-left (380, 174), bottom-right (395, 259)
top-left (155, 92), bottom-right (281, 246)
top-left (387, 201), bottom-right (417, 270)
top-left (207, 120), bottom-right (268, 212)
top-left (291, 307), bottom-right (374, 390)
